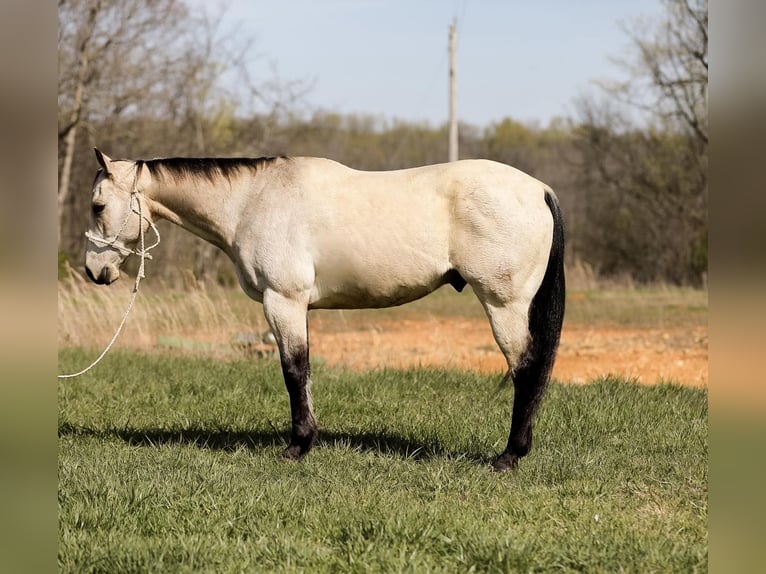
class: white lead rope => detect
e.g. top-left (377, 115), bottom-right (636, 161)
top-left (59, 176), bottom-right (161, 379)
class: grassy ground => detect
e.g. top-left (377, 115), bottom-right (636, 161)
top-left (58, 349), bottom-right (707, 573)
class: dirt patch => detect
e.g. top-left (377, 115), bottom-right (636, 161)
top-left (309, 317), bottom-right (708, 387)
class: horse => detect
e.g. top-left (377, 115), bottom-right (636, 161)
top-left (84, 148), bottom-right (565, 471)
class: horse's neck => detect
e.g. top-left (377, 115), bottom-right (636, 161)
top-left (146, 177), bottom-right (248, 253)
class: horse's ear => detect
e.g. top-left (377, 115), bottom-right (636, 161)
top-left (94, 148), bottom-right (112, 174)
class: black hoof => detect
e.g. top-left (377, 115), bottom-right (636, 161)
top-left (492, 452), bottom-right (519, 472)
top-left (280, 444), bottom-right (307, 461)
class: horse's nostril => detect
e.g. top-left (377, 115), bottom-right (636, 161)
top-left (85, 265), bottom-right (109, 284)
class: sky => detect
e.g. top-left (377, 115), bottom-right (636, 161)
top-left (193, 0), bottom-right (665, 128)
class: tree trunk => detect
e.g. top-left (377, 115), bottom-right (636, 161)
top-left (58, 0), bottom-right (100, 247)
top-left (58, 107), bottom-right (81, 248)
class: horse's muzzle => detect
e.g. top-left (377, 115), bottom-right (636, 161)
top-left (85, 265), bottom-right (117, 285)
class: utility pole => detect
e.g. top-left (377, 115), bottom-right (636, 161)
top-left (448, 18), bottom-right (458, 162)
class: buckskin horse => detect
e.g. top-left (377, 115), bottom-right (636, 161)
top-left (84, 149), bottom-right (565, 471)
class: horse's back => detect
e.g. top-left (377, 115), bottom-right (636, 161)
top-left (293, 157), bottom-right (550, 226)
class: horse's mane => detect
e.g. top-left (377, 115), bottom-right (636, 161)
top-left (139, 156), bottom-right (287, 183)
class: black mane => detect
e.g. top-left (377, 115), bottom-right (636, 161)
top-left (140, 156), bottom-right (286, 182)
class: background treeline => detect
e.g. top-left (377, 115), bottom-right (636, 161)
top-left (58, 0), bottom-right (707, 287)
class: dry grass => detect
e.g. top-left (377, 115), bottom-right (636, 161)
top-left (58, 265), bottom-right (707, 371)
top-left (58, 271), bottom-right (270, 358)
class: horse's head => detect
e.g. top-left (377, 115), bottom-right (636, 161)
top-left (84, 149), bottom-right (153, 285)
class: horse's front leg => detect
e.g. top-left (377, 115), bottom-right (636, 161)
top-left (262, 288), bottom-right (316, 460)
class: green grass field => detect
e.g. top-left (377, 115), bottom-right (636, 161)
top-left (58, 348), bottom-right (707, 573)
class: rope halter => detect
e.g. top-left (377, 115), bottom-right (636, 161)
top-left (58, 162), bottom-right (161, 379)
top-left (83, 162), bottom-right (161, 278)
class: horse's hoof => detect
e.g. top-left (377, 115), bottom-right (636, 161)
top-left (281, 445), bottom-right (306, 461)
top-left (492, 453), bottom-right (519, 472)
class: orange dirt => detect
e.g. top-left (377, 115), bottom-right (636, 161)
top-left (308, 317), bottom-right (708, 387)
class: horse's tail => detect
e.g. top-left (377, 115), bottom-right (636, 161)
top-left (496, 188), bottom-right (565, 467)
top-left (525, 189), bottom-right (566, 383)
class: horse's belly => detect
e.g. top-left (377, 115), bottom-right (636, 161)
top-left (308, 257), bottom-right (448, 310)
top-left (309, 285), bottom-right (436, 310)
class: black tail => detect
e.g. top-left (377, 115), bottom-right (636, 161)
top-left (493, 189), bottom-right (565, 471)
top-left (527, 189), bottom-right (566, 382)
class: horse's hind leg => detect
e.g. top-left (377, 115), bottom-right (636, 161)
top-left (480, 298), bottom-right (546, 472)
top-left (263, 289), bottom-right (317, 460)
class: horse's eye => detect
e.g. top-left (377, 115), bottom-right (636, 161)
top-left (92, 203), bottom-right (105, 216)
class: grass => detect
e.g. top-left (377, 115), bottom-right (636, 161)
top-left (562, 288), bottom-right (707, 329)
top-left (58, 349), bottom-right (707, 573)
top-left (58, 276), bottom-right (707, 570)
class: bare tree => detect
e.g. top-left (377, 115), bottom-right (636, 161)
top-left (58, 0), bottom-right (191, 245)
top-left (606, 0), bottom-right (707, 146)
top-left (572, 0), bottom-right (708, 284)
